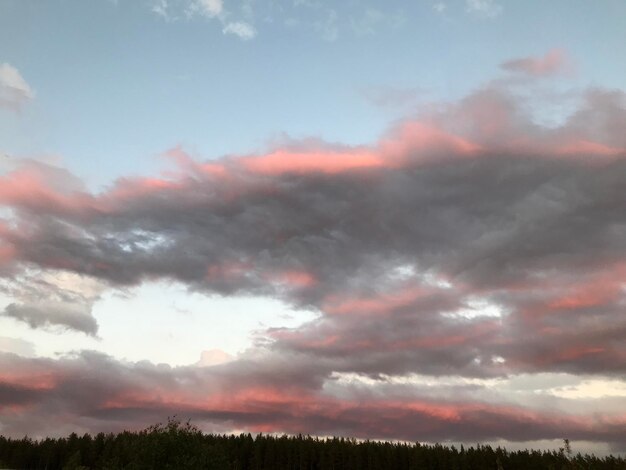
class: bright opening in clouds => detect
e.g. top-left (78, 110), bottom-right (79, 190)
top-left (1, 0), bottom-right (626, 457)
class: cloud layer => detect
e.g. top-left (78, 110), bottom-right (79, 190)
top-left (1, 351), bottom-right (625, 449)
top-left (1, 57), bottom-right (626, 449)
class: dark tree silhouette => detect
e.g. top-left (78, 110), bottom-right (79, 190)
top-left (0, 418), bottom-right (624, 469)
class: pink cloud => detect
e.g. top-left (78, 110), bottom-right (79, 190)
top-left (3, 352), bottom-right (625, 445)
top-left (0, 83), bottom-right (624, 232)
top-left (379, 121), bottom-right (481, 161)
top-left (163, 146), bottom-right (228, 179)
top-left (240, 148), bottom-right (384, 175)
top-left (0, 167), bottom-right (96, 215)
top-left (547, 269), bottom-right (625, 311)
top-left (323, 286), bottom-right (429, 316)
top-left (500, 49), bottom-right (573, 77)
top-left (511, 262), bottom-right (626, 318)
top-left (205, 261), bottom-right (252, 281)
top-left (267, 270), bottom-right (317, 288)
top-left (2, 66), bottom-right (626, 437)
top-left (0, 223), bottom-right (16, 267)
top-left (554, 139), bottom-right (624, 157)
top-left (106, 177), bottom-right (181, 202)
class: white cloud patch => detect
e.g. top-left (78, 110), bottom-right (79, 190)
top-left (350, 8), bottom-right (384, 36)
top-left (548, 378), bottom-right (626, 399)
top-left (466, 0), bottom-right (502, 18)
top-left (350, 8), bottom-right (405, 36)
top-left (223, 21), bottom-right (257, 40)
top-left (151, 0), bottom-right (256, 40)
top-left (0, 336), bottom-right (35, 356)
top-left (151, 0), bottom-right (169, 18)
top-left (197, 348), bottom-right (234, 366)
top-left (0, 63), bottom-right (34, 111)
top-left (189, 0), bottom-right (223, 18)
top-left (316, 9), bottom-right (338, 42)
top-left (433, 2), bottom-right (447, 14)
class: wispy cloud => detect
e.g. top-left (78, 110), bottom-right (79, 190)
top-left (187, 0), bottom-right (223, 18)
top-left (466, 0), bottom-right (502, 19)
top-left (315, 8), bottom-right (338, 42)
top-left (222, 21), bottom-right (257, 40)
top-left (360, 84), bottom-right (425, 110)
top-left (148, 1), bottom-right (409, 42)
top-left (350, 8), bottom-right (405, 36)
top-left (151, 0), bottom-right (169, 18)
top-left (151, 0), bottom-right (253, 40)
top-left (0, 63), bottom-right (34, 111)
top-left (432, 2), bottom-right (447, 15)
top-left (501, 49), bottom-right (574, 77)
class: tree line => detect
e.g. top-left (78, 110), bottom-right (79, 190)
top-left (0, 418), bottom-right (624, 469)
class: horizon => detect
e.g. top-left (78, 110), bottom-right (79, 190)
top-left (1, 0), bottom-right (626, 458)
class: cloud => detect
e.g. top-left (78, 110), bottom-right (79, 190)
top-left (360, 85), bottom-right (424, 110)
top-left (151, 0), bottom-right (170, 18)
top-left (316, 9), bottom-right (338, 42)
top-left (433, 2), bottom-right (447, 14)
top-left (350, 8), bottom-right (385, 36)
top-left (222, 21), bottom-right (256, 40)
top-left (197, 349), bottom-right (234, 366)
top-left (151, 0), bottom-right (254, 40)
top-left (3, 302), bottom-right (98, 336)
top-left (349, 8), bottom-right (405, 36)
top-left (189, 0), bottom-right (223, 18)
top-left (0, 336), bottom-right (35, 356)
top-left (0, 247), bottom-right (105, 335)
top-left (0, 351), bottom-right (625, 450)
top-left (0, 63), bottom-right (34, 111)
top-left (466, 0), bottom-right (502, 18)
top-left (1, 83), bottom-right (626, 378)
top-left (501, 49), bottom-right (572, 77)
top-left (1, 57), bottom-right (626, 447)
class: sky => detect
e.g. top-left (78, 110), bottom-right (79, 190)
top-left (1, 0), bottom-right (626, 456)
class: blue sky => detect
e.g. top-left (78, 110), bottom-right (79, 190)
top-left (2, 0), bottom-right (626, 455)
top-left (2, 0), bottom-right (625, 187)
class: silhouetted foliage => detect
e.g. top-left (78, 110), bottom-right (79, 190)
top-left (0, 418), bottom-right (624, 469)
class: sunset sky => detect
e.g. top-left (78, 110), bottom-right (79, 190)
top-left (1, 0), bottom-right (626, 456)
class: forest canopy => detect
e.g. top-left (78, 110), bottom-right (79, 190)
top-left (0, 419), bottom-right (624, 470)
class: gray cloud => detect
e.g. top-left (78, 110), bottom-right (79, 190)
top-left (3, 302), bottom-right (98, 336)
top-left (0, 265), bottom-right (104, 335)
top-left (1, 74), bottom-right (626, 446)
top-left (1, 85), bottom-right (626, 377)
top-left (465, 0), bottom-right (502, 19)
top-left (0, 351), bottom-right (624, 451)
